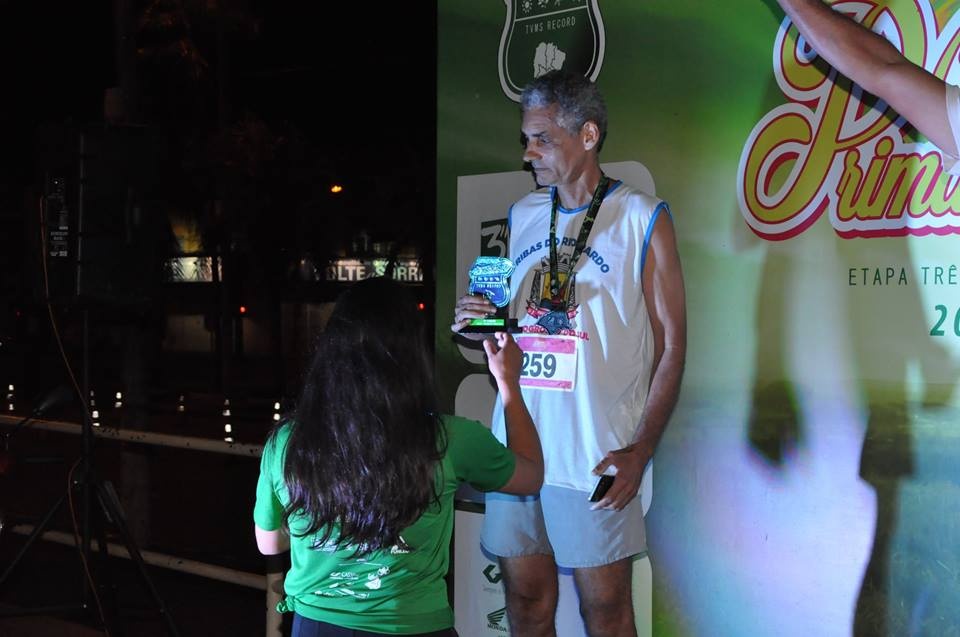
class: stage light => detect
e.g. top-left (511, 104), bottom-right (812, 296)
top-left (330, 184), bottom-right (343, 194)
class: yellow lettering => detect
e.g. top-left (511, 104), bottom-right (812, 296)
top-left (739, 0), bottom-right (960, 237)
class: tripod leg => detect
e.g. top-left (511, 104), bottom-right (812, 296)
top-left (92, 495), bottom-right (120, 634)
top-left (95, 479), bottom-right (181, 637)
top-left (0, 492), bottom-right (66, 587)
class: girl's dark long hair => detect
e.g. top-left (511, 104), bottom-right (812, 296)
top-left (275, 277), bottom-right (443, 554)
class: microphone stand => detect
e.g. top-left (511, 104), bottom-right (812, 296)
top-left (0, 308), bottom-right (180, 636)
top-left (0, 374), bottom-right (83, 602)
top-left (5, 411), bottom-right (44, 442)
top-left (0, 404), bottom-right (77, 603)
top-left (1, 396), bottom-right (68, 447)
top-left (2, 144), bottom-right (179, 635)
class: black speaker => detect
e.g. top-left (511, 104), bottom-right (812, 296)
top-left (37, 125), bottom-right (167, 310)
top-left (41, 174), bottom-right (76, 302)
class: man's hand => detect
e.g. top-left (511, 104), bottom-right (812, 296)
top-left (451, 293), bottom-right (496, 333)
top-left (590, 443), bottom-right (652, 511)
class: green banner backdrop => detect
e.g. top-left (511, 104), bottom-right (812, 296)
top-left (437, 1), bottom-right (960, 635)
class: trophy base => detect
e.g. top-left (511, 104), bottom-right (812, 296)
top-left (460, 317), bottom-right (521, 334)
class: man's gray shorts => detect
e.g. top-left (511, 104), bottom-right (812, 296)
top-left (480, 485), bottom-right (647, 569)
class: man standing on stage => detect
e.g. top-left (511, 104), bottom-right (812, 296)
top-left (453, 70), bottom-right (686, 636)
top-left (773, 0), bottom-right (960, 171)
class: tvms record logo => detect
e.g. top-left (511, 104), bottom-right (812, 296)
top-left (498, 0), bottom-right (605, 102)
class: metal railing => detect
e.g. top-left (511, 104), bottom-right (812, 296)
top-left (0, 414), bottom-right (283, 637)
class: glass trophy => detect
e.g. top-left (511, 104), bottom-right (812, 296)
top-left (460, 256), bottom-right (520, 333)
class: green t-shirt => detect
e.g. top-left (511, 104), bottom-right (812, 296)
top-left (253, 415), bottom-right (515, 634)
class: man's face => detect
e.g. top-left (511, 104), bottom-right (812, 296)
top-left (520, 105), bottom-right (590, 188)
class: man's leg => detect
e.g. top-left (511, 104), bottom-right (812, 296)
top-left (500, 554), bottom-right (559, 637)
top-left (537, 484), bottom-right (645, 637)
top-left (573, 557), bottom-right (635, 637)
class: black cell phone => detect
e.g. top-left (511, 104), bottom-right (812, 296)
top-left (588, 475), bottom-right (615, 502)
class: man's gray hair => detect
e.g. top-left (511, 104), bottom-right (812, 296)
top-left (520, 70), bottom-right (608, 152)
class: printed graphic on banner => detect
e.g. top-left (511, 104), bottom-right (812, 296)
top-left (483, 563), bottom-right (502, 584)
top-left (738, 0), bottom-right (960, 239)
top-left (498, 0), bottom-right (606, 101)
top-left (481, 218), bottom-right (509, 258)
top-left (486, 606), bottom-right (509, 633)
top-left (481, 561), bottom-right (509, 633)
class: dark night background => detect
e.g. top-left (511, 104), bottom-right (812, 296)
top-left (0, 0), bottom-right (438, 396)
top-left (0, 2), bottom-right (438, 635)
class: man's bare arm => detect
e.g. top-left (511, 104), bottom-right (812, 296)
top-left (633, 212), bottom-right (686, 455)
top-left (777, 0), bottom-right (956, 156)
top-left (592, 211), bottom-right (686, 511)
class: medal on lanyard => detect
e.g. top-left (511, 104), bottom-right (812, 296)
top-left (519, 176), bottom-right (611, 392)
top-left (536, 175), bottom-right (611, 334)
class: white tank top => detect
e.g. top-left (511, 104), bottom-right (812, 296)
top-left (490, 180), bottom-right (670, 492)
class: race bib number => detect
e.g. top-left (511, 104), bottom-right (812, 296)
top-left (516, 334), bottom-right (578, 392)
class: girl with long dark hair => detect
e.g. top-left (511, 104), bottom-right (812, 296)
top-left (254, 277), bottom-right (542, 636)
